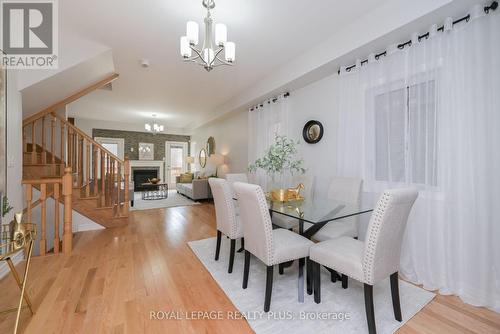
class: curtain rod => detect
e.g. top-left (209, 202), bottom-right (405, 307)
top-left (338, 1), bottom-right (498, 75)
top-left (249, 92), bottom-right (290, 112)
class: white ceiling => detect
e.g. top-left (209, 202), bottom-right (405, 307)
top-left (63, 0), bottom-right (393, 129)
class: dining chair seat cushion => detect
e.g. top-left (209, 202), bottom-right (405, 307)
top-left (272, 215), bottom-right (299, 229)
top-left (270, 229), bottom-right (314, 266)
top-left (311, 220), bottom-right (358, 242)
top-left (310, 237), bottom-right (365, 282)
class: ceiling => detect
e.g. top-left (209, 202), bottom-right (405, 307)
top-left (63, 0), bottom-right (393, 129)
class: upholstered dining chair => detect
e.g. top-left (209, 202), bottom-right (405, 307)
top-left (225, 173), bottom-right (249, 198)
top-left (272, 175), bottom-right (315, 230)
top-left (208, 178), bottom-right (244, 274)
top-left (233, 182), bottom-right (314, 312)
top-left (309, 188), bottom-right (418, 334)
top-left (310, 176), bottom-right (363, 242)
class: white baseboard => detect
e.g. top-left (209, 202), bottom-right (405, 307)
top-left (0, 250), bottom-right (25, 279)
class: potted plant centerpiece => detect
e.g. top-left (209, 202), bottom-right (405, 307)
top-left (248, 135), bottom-right (306, 202)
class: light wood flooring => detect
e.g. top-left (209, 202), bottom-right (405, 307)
top-left (0, 203), bottom-right (499, 333)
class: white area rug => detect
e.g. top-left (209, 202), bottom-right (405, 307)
top-left (188, 237), bottom-right (435, 334)
top-left (130, 191), bottom-right (199, 211)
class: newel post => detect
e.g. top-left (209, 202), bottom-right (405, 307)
top-left (62, 167), bottom-right (73, 254)
top-left (123, 157), bottom-right (130, 216)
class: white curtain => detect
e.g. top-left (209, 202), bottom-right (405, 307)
top-left (337, 7), bottom-right (500, 311)
top-left (248, 97), bottom-right (290, 191)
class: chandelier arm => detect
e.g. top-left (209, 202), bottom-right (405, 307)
top-left (189, 45), bottom-right (209, 67)
top-left (214, 55), bottom-right (233, 66)
top-left (209, 47), bottom-right (225, 67)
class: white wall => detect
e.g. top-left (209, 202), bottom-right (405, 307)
top-left (288, 75), bottom-right (340, 199)
top-left (6, 70), bottom-right (24, 223)
top-left (189, 110), bottom-right (248, 178)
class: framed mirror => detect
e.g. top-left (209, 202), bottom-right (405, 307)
top-left (206, 136), bottom-right (215, 156)
top-left (199, 148), bottom-right (207, 168)
top-left (302, 120), bottom-right (324, 144)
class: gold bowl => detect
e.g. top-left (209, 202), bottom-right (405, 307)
top-left (148, 178), bottom-right (160, 184)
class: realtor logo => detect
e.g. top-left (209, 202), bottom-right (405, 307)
top-left (1, 0), bottom-right (58, 69)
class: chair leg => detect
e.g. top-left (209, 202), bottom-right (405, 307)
top-left (264, 266), bottom-right (274, 312)
top-left (390, 272), bottom-right (402, 321)
top-left (215, 230), bottom-right (222, 261)
top-left (279, 263), bottom-right (284, 275)
top-left (228, 239), bottom-right (236, 273)
top-left (313, 261), bottom-right (321, 303)
top-left (342, 274), bottom-right (348, 289)
top-left (330, 270), bottom-right (337, 283)
top-left (298, 258), bottom-right (305, 303)
top-left (237, 237), bottom-right (245, 253)
top-left (364, 284), bottom-right (376, 334)
top-left (306, 258), bottom-right (312, 295)
top-left (242, 250), bottom-right (251, 289)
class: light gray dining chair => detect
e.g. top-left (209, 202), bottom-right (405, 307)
top-left (310, 176), bottom-right (363, 242)
top-left (233, 182), bottom-right (314, 312)
top-left (309, 188), bottom-right (418, 334)
top-left (208, 178), bottom-right (244, 273)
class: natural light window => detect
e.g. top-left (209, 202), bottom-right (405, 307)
top-left (374, 80), bottom-right (437, 186)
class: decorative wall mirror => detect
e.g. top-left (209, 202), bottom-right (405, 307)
top-left (206, 137), bottom-right (215, 156)
top-left (302, 120), bottom-right (324, 144)
top-left (199, 148), bottom-right (207, 168)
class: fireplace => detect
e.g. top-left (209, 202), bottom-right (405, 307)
top-left (132, 167), bottom-right (160, 191)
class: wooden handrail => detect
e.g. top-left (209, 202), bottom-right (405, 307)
top-left (23, 73), bottom-right (119, 126)
top-left (51, 112), bottom-right (124, 164)
top-left (22, 178), bottom-right (63, 185)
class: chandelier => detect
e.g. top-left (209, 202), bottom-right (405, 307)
top-left (144, 114), bottom-right (164, 134)
top-left (180, 0), bottom-right (235, 72)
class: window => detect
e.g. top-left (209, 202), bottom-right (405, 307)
top-left (101, 143), bottom-right (118, 156)
top-left (94, 137), bottom-right (125, 160)
top-left (374, 80), bottom-right (437, 186)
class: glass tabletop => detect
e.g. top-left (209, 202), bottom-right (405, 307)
top-left (268, 197), bottom-right (373, 225)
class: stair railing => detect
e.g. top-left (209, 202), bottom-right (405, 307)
top-left (22, 111), bottom-right (129, 218)
top-left (21, 167), bottom-right (73, 255)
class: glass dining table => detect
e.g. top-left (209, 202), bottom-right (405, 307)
top-left (267, 197), bottom-right (374, 239)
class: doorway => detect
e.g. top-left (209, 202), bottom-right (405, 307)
top-left (165, 141), bottom-right (188, 188)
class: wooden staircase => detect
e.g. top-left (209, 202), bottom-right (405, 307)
top-left (20, 73), bottom-right (128, 255)
top-left (22, 112), bottom-right (130, 229)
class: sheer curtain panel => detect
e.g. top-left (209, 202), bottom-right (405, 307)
top-left (336, 7), bottom-right (500, 310)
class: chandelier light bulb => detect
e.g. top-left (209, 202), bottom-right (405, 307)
top-left (225, 42), bottom-right (235, 62)
top-left (203, 48), bottom-right (215, 64)
top-left (180, 36), bottom-right (191, 58)
top-left (215, 23), bottom-right (227, 46)
top-left (186, 21), bottom-right (199, 45)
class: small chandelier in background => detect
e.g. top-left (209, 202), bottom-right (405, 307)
top-left (145, 114), bottom-right (164, 134)
top-left (180, 0), bottom-right (235, 72)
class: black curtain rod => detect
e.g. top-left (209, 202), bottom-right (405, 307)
top-left (338, 1), bottom-right (498, 75)
top-left (249, 92), bottom-right (290, 111)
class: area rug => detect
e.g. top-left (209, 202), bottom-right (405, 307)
top-left (188, 237), bottom-right (435, 334)
top-left (130, 190), bottom-right (199, 211)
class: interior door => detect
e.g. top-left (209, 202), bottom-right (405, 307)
top-left (165, 141), bottom-right (188, 188)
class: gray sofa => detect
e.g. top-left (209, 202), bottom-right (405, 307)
top-left (176, 177), bottom-right (212, 200)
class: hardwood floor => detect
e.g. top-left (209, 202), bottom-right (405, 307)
top-left (0, 203), bottom-right (499, 334)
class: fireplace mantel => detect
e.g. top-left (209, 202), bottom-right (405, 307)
top-left (129, 160), bottom-right (164, 183)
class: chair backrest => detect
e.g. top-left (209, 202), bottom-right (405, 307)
top-left (233, 182), bottom-right (274, 265)
top-left (208, 178), bottom-right (239, 239)
top-left (225, 173), bottom-right (249, 198)
top-left (327, 176), bottom-right (363, 204)
top-left (362, 188), bottom-right (418, 285)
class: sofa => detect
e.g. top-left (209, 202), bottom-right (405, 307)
top-left (176, 176), bottom-right (212, 200)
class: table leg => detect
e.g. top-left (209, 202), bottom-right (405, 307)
top-left (6, 258), bottom-right (34, 315)
top-left (298, 258), bottom-right (305, 303)
top-left (14, 240), bottom-right (34, 334)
